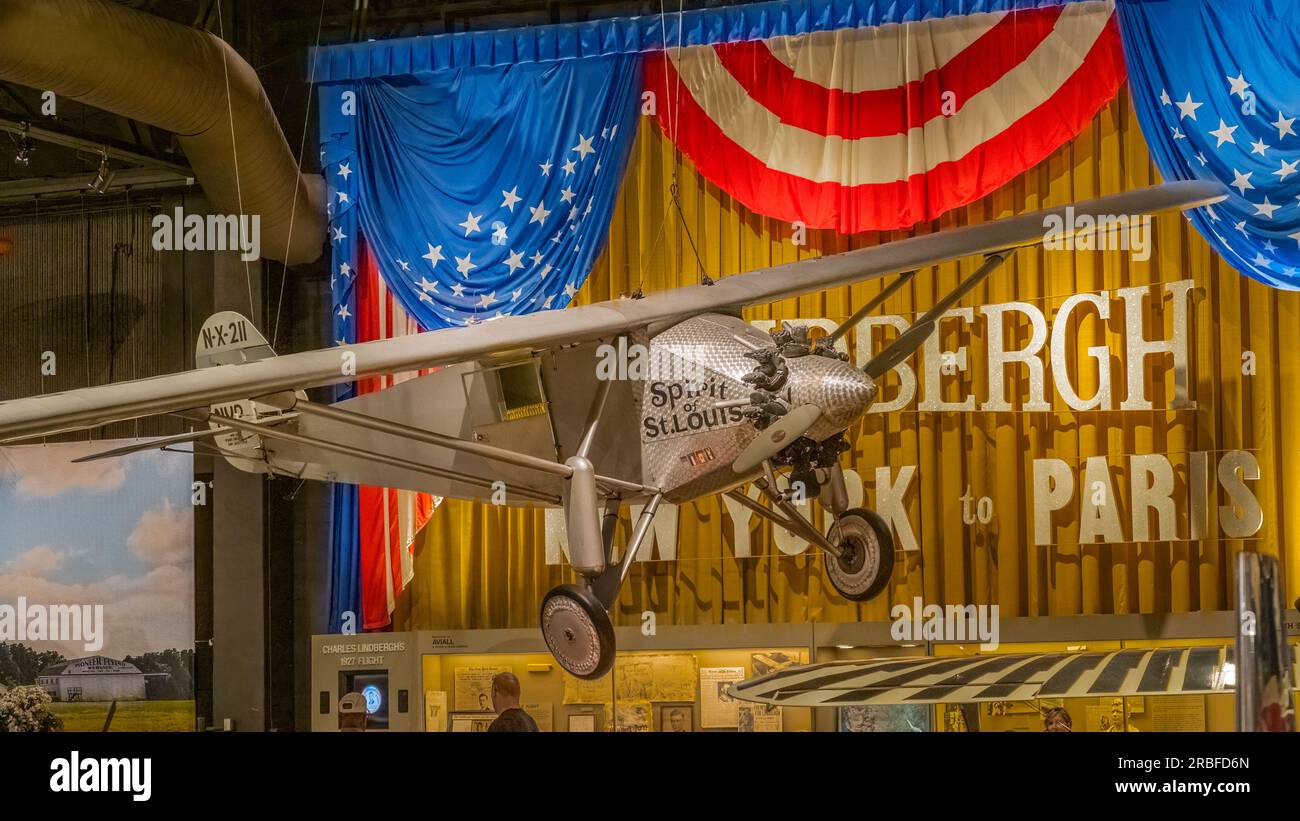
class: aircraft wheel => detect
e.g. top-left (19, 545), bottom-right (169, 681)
top-left (825, 508), bottom-right (894, 602)
top-left (540, 583), bottom-right (616, 680)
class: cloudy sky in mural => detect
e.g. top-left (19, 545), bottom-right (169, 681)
top-left (0, 441), bottom-right (193, 659)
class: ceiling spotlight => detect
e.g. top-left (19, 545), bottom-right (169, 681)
top-left (88, 147), bottom-right (115, 194)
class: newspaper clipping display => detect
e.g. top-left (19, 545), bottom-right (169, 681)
top-left (700, 666), bottom-right (745, 728)
top-left (454, 666), bottom-right (509, 711)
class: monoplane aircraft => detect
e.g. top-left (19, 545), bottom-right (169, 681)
top-left (0, 181), bottom-right (1225, 678)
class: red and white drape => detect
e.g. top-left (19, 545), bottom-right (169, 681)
top-left (644, 0), bottom-right (1125, 233)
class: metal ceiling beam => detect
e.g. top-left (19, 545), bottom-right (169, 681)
top-left (0, 115), bottom-right (193, 176)
top-left (0, 167), bottom-right (194, 204)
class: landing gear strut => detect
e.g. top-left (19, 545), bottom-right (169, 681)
top-left (540, 492), bottom-right (663, 680)
top-left (540, 375), bottom-right (663, 679)
top-left (725, 460), bottom-right (896, 604)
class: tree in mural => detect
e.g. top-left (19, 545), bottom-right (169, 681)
top-left (125, 649), bottom-right (194, 700)
top-left (0, 643), bottom-right (66, 687)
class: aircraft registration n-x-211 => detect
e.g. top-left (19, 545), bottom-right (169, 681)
top-left (0, 181), bottom-right (1225, 679)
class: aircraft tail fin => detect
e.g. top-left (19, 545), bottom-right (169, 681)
top-left (194, 311), bottom-right (282, 470)
top-left (195, 311), bottom-right (276, 368)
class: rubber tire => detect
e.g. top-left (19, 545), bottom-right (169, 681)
top-left (825, 508), bottom-right (895, 602)
top-left (540, 583), bottom-right (616, 680)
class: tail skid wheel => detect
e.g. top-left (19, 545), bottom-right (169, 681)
top-left (540, 583), bottom-right (616, 680)
top-left (825, 508), bottom-right (894, 602)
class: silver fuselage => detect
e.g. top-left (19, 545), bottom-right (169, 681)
top-left (235, 312), bottom-right (876, 505)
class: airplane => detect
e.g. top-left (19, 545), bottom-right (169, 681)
top-left (0, 180), bottom-right (1225, 680)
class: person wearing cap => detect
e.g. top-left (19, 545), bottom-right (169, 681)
top-left (338, 692), bottom-right (368, 732)
top-left (487, 672), bottom-right (538, 732)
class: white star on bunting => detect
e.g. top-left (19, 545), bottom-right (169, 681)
top-left (529, 201), bottom-right (551, 226)
top-left (1253, 197), bottom-right (1280, 219)
top-left (1175, 92), bottom-right (1202, 120)
top-left (1273, 111), bottom-right (1296, 140)
top-left (1209, 119), bottom-right (1238, 147)
top-left (1230, 168), bottom-right (1254, 195)
top-left (572, 134), bottom-right (595, 160)
top-left (503, 249), bottom-right (525, 273)
top-left (455, 252), bottom-right (476, 277)
top-left (459, 212), bottom-right (483, 236)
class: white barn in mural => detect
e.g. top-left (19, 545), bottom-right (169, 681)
top-left (37, 656), bottom-right (148, 702)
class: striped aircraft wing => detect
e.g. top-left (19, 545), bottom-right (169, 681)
top-left (730, 647), bottom-right (1300, 707)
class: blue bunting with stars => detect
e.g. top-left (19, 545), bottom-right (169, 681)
top-left (1118, 0), bottom-right (1300, 288)
top-left (320, 55), bottom-right (641, 331)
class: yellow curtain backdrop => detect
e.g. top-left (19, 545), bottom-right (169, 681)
top-left (394, 89), bottom-right (1300, 632)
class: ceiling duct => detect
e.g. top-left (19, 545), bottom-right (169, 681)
top-left (0, 0), bottom-right (326, 265)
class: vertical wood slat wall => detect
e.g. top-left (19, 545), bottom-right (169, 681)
top-left (396, 91), bottom-right (1298, 632)
top-left (0, 200), bottom-right (193, 441)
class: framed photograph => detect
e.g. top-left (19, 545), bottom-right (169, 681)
top-left (454, 666), bottom-right (508, 712)
top-left (738, 703), bottom-right (782, 732)
top-left (449, 712), bottom-right (495, 733)
top-left (614, 701), bottom-right (652, 732)
top-left (656, 703), bottom-right (693, 733)
top-left (567, 713), bottom-right (597, 733)
top-left (699, 667), bottom-right (745, 728)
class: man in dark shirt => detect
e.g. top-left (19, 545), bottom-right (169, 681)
top-left (487, 671), bottom-right (538, 732)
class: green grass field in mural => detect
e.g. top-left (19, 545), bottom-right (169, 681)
top-left (50, 700), bottom-right (196, 732)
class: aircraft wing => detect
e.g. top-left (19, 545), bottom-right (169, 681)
top-left (0, 180), bottom-right (1225, 440)
top-left (730, 645), bottom-right (1299, 706)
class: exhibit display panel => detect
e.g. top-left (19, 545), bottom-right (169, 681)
top-left (929, 639), bottom-right (1300, 731)
top-left (310, 620), bottom-right (1297, 731)
top-left (313, 630), bottom-right (820, 731)
top-left (422, 648), bottom-right (814, 732)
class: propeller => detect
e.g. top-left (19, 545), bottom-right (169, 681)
top-left (732, 403), bottom-right (822, 474)
top-left (859, 249), bottom-right (1012, 380)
